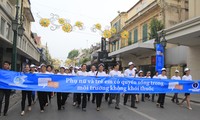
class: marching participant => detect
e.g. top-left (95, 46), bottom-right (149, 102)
top-left (156, 68), bottom-right (167, 108)
top-left (171, 70), bottom-right (181, 104)
top-left (46, 65), bottom-right (54, 104)
top-left (30, 64), bottom-right (37, 104)
top-left (88, 65), bottom-right (97, 103)
top-left (152, 71), bottom-right (159, 102)
top-left (179, 68), bottom-right (192, 110)
top-left (95, 63), bottom-right (107, 111)
top-left (123, 62), bottom-right (137, 109)
top-left (108, 63), bottom-right (123, 110)
top-left (137, 70), bottom-right (144, 102)
top-left (20, 64), bottom-right (32, 116)
top-left (57, 66), bottom-right (69, 110)
top-left (76, 64), bottom-right (88, 111)
top-left (0, 61), bottom-right (11, 116)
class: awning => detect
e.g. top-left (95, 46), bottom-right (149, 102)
top-left (108, 39), bottom-right (154, 57)
top-left (24, 7), bottom-right (35, 22)
top-left (164, 16), bottom-right (200, 46)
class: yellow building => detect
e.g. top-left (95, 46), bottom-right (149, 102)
top-left (108, 0), bottom-right (189, 75)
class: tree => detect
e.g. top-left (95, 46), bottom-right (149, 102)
top-left (149, 18), bottom-right (164, 39)
top-left (67, 49), bottom-right (79, 59)
top-left (51, 58), bottom-right (61, 69)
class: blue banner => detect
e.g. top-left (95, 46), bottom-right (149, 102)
top-left (0, 69), bottom-right (200, 93)
top-left (156, 44), bottom-right (164, 74)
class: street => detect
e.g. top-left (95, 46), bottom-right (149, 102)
top-left (1, 94), bottom-right (199, 120)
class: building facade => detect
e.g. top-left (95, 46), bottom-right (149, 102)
top-left (0, 0), bottom-right (40, 71)
top-left (108, 0), bottom-right (189, 76)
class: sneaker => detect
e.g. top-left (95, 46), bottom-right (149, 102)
top-left (21, 111), bottom-right (25, 116)
top-left (82, 108), bottom-right (86, 111)
top-left (96, 107), bottom-right (100, 111)
top-left (28, 106), bottom-right (32, 111)
top-left (73, 102), bottom-right (76, 106)
top-left (156, 103), bottom-right (160, 107)
top-left (131, 106), bottom-right (137, 109)
top-left (62, 105), bottom-right (65, 109)
top-left (160, 105), bottom-right (164, 108)
top-left (188, 107), bottom-right (192, 110)
top-left (76, 104), bottom-right (80, 108)
top-left (40, 110), bottom-right (44, 113)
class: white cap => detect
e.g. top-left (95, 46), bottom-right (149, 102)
top-left (139, 70), bottom-right (143, 73)
top-left (30, 64), bottom-right (36, 68)
top-left (60, 65), bottom-right (66, 69)
top-left (184, 68), bottom-right (190, 72)
top-left (75, 66), bottom-right (79, 69)
top-left (40, 63), bottom-right (46, 67)
top-left (38, 66), bottom-right (41, 69)
top-left (133, 67), bottom-right (137, 71)
top-left (161, 68), bottom-right (166, 71)
top-left (65, 67), bottom-right (69, 69)
top-left (128, 62), bottom-right (134, 66)
top-left (175, 70), bottom-right (179, 73)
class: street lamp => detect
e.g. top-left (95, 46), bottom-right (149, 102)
top-left (11, 0), bottom-right (25, 71)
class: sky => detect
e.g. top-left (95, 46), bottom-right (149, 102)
top-left (30, 0), bottom-right (139, 61)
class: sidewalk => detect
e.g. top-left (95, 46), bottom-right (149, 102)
top-left (166, 94), bottom-right (200, 104)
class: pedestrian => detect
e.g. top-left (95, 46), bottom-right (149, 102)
top-left (37, 64), bottom-right (48, 113)
top-left (171, 70), bottom-right (181, 104)
top-left (57, 66), bottom-right (69, 110)
top-left (108, 63), bottom-right (123, 110)
top-left (88, 65), bottom-right (97, 103)
top-left (76, 64), bottom-right (88, 111)
top-left (137, 70), bottom-right (144, 102)
top-left (95, 63), bottom-right (107, 111)
top-left (20, 64), bottom-right (32, 116)
top-left (30, 64), bottom-right (37, 104)
top-left (179, 68), bottom-right (192, 110)
top-left (46, 65), bottom-right (54, 104)
top-left (144, 71), bottom-right (151, 101)
top-left (152, 71), bottom-right (159, 102)
top-left (156, 68), bottom-right (167, 108)
top-left (123, 62), bottom-right (137, 109)
top-left (0, 61), bottom-right (11, 116)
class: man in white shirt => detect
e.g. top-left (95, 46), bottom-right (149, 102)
top-left (108, 63), bottom-right (122, 110)
top-left (171, 70), bottom-right (181, 104)
top-left (179, 68), bottom-right (192, 110)
top-left (156, 68), bottom-right (167, 108)
top-left (76, 64), bottom-right (88, 111)
top-left (88, 65), bottom-right (97, 103)
top-left (123, 62), bottom-right (137, 109)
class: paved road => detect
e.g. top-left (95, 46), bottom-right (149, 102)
top-left (1, 94), bottom-right (199, 120)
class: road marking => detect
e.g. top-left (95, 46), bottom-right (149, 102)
top-left (120, 103), bottom-right (157, 120)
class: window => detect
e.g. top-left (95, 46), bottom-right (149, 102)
top-left (128, 31), bottom-right (132, 45)
top-left (1, 18), bottom-right (6, 35)
top-left (113, 20), bottom-right (121, 33)
top-left (142, 23), bottom-right (148, 42)
top-left (117, 41), bottom-right (119, 50)
top-left (6, 23), bottom-right (11, 39)
top-left (134, 28), bottom-right (138, 43)
top-left (112, 42), bottom-right (116, 51)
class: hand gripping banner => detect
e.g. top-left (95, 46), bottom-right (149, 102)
top-left (0, 69), bottom-right (200, 93)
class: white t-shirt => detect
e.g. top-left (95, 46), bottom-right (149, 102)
top-left (145, 76), bottom-right (151, 78)
top-left (109, 70), bottom-right (123, 77)
top-left (171, 76), bottom-right (181, 80)
top-left (124, 69), bottom-right (135, 77)
top-left (158, 74), bottom-right (167, 79)
top-left (57, 73), bottom-right (67, 75)
top-left (88, 71), bottom-right (97, 76)
top-left (182, 75), bottom-right (192, 81)
top-left (77, 71), bottom-right (88, 76)
top-left (153, 75), bottom-right (159, 79)
top-left (96, 71), bottom-right (107, 77)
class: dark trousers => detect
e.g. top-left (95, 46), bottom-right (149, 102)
top-left (157, 94), bottom-right (166, 106)
top-left (105, 93), bottom-right (109, 101)
top-left (44, 92), bottom-right (48, 105)
top-left (57, 92), bottom-right (69, 109)
top-left (37, 92), bottom-right (46, 110)
top-left (92, 93), bottom-right (96, 103)
top-left (152, 94), bottom-right (155, 102)
top-left (124, 94), bottom-right (136, 107)
top-left (0, 89), bottom-right (11, 114)
top-left (73, 93), bottom-right (77, 102)
top-left (21, 91), bottom-right (32, 111)
top-left (96, 94), bottom-right (103, 108)
top-left (76, 93), bottom-right (87, 108)
top-left (141, 94), bottom-right (145, 101)
top-left (87, 93), bottom-right (91, 101)
top-left (172, 93), bottom-right (179, 103)
top-left (47, 92), bottom-right (52, 103)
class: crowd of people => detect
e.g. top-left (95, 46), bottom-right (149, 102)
top-left (0, 61), bottom-right (193, 116)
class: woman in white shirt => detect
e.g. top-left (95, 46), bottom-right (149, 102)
top-left (108, 63), bottom-right (122, 110)
top-left (171, 70), bottom-right (181, 104)
top-left (152, 71), bottom-right (159, 102)
top-left (137, 70), bottom-right (144, 102)
top-left (179, 68), bottom-right (192, 110)
top-left (95, 63), bottom-right (107, 111)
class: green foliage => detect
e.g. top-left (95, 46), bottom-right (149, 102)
top-left (149, 18), bottom-right (164, 39)
top-left (80, 57), bottom-right (90, 64)
top-left (67, 49), bottom-right (79, 59)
